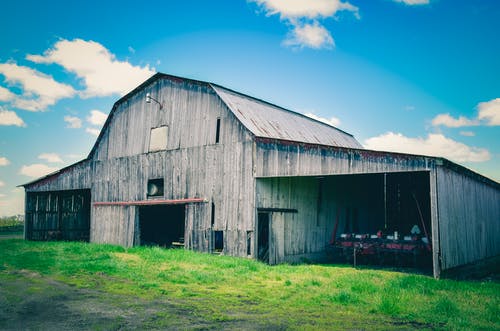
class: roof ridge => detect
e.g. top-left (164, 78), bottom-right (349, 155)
top-left (209, 83), bottom-right (355, 138)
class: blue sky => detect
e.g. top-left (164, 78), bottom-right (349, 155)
top-left (0, 0), bottom-right (499, 216)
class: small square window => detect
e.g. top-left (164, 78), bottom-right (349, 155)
top-left (149, 126), bottom-right (167, 152)
top-left (147, 178), bottom-right (164, 197)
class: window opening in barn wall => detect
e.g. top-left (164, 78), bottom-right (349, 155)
top-left (211, 202), bottom-right (215, 227)
top-left (215, 117), bottom-right (221, 143)
top-left (149, 126), bottom-right (168, 152)
top-left (139, 204), bottom-right (185, 248)
top-left (257, 212), bottom-right (270, 263)
top-left (247, 231), bottom-right (253, 256)
top-left (214, 231), bottom-right (224, 253)
top-left (147, 178), bottom-right (164, 198)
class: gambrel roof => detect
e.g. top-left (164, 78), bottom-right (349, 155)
top-left (212, 84), bottom-right (362, 148)
top-left (87, 73), bottom-right (362, 159)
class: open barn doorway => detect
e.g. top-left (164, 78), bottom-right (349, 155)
top-left (138, 205), bottom-right (185, 248)
top-left (326, 171), bottom-right (433, 272)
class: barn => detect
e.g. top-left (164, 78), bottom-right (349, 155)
top-left (22, 73), bottom-right (499, 278)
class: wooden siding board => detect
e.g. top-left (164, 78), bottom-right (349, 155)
top-left (437, 166), bottom-right (500, 271)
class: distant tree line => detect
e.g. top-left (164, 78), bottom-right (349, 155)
top-left (0, 215), bottom-right (24, 232)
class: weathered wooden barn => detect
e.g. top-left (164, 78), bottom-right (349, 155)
top-left (22, 73), bottom-right (499, 278)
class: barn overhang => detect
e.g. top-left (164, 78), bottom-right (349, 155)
top-left (93, 198), bottom-right (207, 207)
top-left (255, 171), bottom-right (434, 273)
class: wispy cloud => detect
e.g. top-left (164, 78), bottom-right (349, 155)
top-left (64, 115), bottom-right (82, 128)
top-left (27, 38), bottom-right (155, 98)
top-left (38, 153), bottom-right (63, 163)
top-left (0, 86), bottom-right (15, 101)
top-left (432, 98), bottom-right (500, 128)
top-left (86, 127), bottom-right (100, 136)
top-left (19, 163), bottom-right (59, 178)
top-left (87, 109), bottom-right (108, 126)
top-left (250, 0), bottom-right (358, 49)
top-left (393, 0), bottom-right (430, 5)
top-left (460, 131), bottom-right (475, 137)
top-left (0, 109), bottom-right (26, 127)
top-left (304, 112), bottom-right (340, 127)
top-left (0, 157), bottom-right (10, 166)
top-left (0, 180), bottom-right (4, 187)
top-left (431, 113), bottom-right (478, 128)
top-left (364, 132), bottom-right (490, 163)
top-left (477, 98), bottom-right (500, 126)
top-left (0, 62), bottom-right (76, 111)
top-left (283, 22), bottom-right (335, 49)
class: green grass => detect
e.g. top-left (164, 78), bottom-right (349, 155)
top-left (1, 239), bottom-right (499, 330)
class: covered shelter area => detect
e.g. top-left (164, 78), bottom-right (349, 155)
top-left (256, 171), bottom-right (433, 272)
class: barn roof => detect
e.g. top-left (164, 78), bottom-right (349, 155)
top-left (211, 85), bottom-right (362, 149)
top-left (85, 72), bottom-right (361, 159)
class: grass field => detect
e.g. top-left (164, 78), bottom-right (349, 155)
top-left (0, 239), bottom-right (498, 330)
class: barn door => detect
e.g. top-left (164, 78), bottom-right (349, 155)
top-left (269, 212), bottom-right (285, 265)
top-left (60, 191), bottom-right (90, 241)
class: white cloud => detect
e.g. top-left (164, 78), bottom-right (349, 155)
top-left (460, 131), bottom-right (475, 137)
top-left (0, 157), bottom-right (10, 166)
top-left (19, 163), bottom-right (59, 178)
top-left (393, 0), bottom-right (430, 4)
top-left (87, 109), bottom-right (108, 126)
top-left (250, 0), bottom-right (358, 49)
top-left (304, 112), bottom-right (340, 127)
top-left (252, 0), bottom-right (359, 19)
top-left (0, 110), bottom-right (26, 127)
top-left (0, 62), bottom-right (76, 111)
top-left (0, 194), bottom-right (5, 198)
top-left (27, 38), bottom-right (155, 98)
top-left (431, 113), bottom-right (478, 128)
top-left (0, 85), bottom-right (15, 101)
top-left (477, 98), bottom-right (500, 126)
top-left (284, 22), bottom-right (334, 49)
top-left (432, 98), bottom-right (500, 128)
top-left (64, 115), bottom-right (82, 128)
top-left (363, 132), bottom-right (490, 163)
top-left (86, 127), bottom-right (100, 136)
top-left (38, 153), bottom-right (63, 163)
top-left (0, 180), bottom-right (4, 187)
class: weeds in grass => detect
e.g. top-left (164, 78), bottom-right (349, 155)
top-left (1, 239), bottom-right (498, 331)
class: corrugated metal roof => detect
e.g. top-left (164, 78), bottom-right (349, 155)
top-left (212, 85), bottom-right (362, 149)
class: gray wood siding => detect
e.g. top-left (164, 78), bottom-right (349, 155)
top-left (91, 205), bottom-right (135, 247)
top-left (24, 161), bottom-right (92, 193)
top-left (25, 78), bottom-right (256, 255)
top-left (94, 79), bottom-right (251, 161)
top-left (436, 166), bottom-right (500, 270)
top-left (255, 141), bottom-right (435, 177)
top-left (256, 177), bottom-right (326, 263)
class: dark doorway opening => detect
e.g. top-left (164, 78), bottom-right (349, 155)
top-left (327, 171), bottom-right (432, 272)
top-left (257, 212), bottom-right (270, 263)
top-left (25, 189), bottom-right (90, 242)
top-left (139, 204), bottom-right (185, 248)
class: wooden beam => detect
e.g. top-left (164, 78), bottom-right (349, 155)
top-left (93, 198), bottom-right (207, 206)
top-left (257, 207), bottom-right (298, 213)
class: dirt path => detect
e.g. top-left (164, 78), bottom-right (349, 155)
top-left (0, 269), bottom-right (436, 330)
top-left (0, 270), bottom-right (259, 330)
